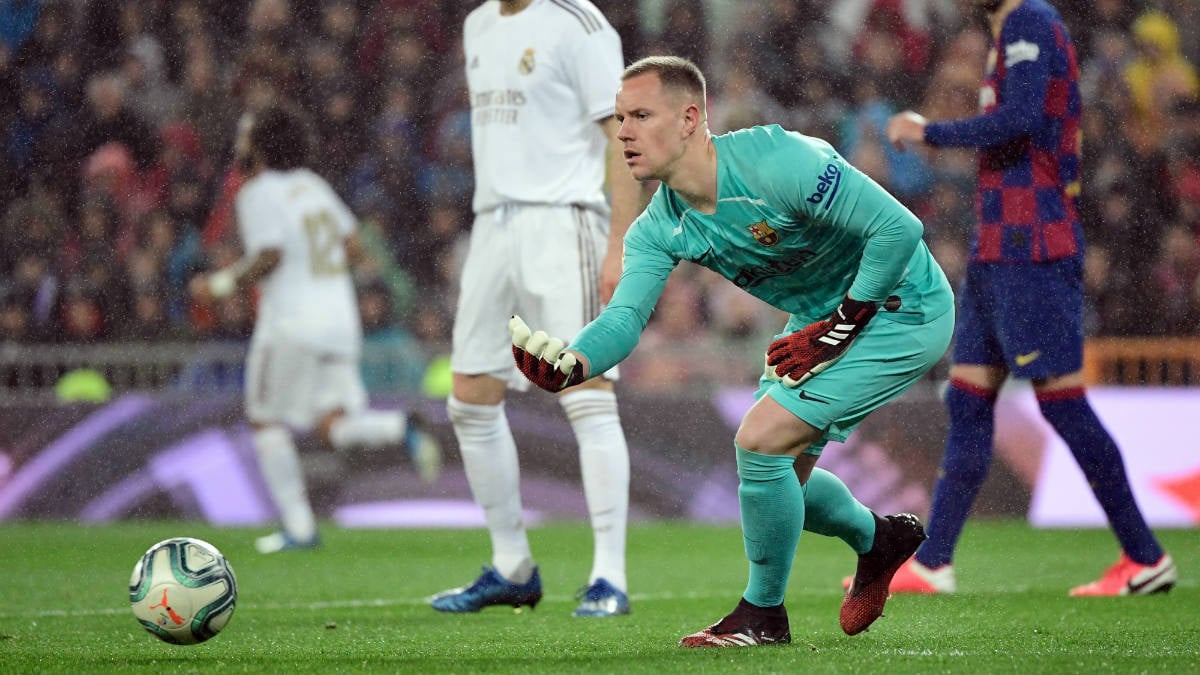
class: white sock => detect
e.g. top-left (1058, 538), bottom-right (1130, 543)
top-left (328, 410), bottom-right (405, 450)
top-left (561, 389), bottom-right (629, 592)
top-left (447, 395), bottom-right (533, 583)
top-left (253, 426), bottom-right (317, 542)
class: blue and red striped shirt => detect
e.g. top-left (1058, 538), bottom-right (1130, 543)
top-left (925, 0), bottom-right (1082, 263)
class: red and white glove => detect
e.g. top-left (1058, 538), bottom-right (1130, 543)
top-left (509, 315), bottom-right (587, 393)
top-left (765, 296), bottom-right (878, 387)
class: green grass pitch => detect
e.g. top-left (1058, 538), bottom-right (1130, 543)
top-left (1, 519), bottom-right (1197, 674)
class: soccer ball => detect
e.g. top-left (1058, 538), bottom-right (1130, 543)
top-left (129, 537), bottom-right (238, 645)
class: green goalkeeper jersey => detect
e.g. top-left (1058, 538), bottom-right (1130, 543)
top-left (572, 124), bottom-right (954, 375)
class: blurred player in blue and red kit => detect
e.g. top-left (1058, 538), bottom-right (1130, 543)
top-left (884, 0), bottom-right (1176, 596)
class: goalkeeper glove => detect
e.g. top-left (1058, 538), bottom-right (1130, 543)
top-left (509, 315), bottom-right (587, 392)
top-left (766, 296), bottom-right (878, 387)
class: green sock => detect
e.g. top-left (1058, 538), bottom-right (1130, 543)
top-left (801, 467), bottom-right (876, 554)
top-left (736, 445), bottom-right (804, 607)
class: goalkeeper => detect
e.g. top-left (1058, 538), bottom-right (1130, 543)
top-left (510, 56), bottom-right (954, 647)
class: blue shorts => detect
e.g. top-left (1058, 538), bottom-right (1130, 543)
top-left (952, 256), bottom-right (1083, 379)
top-left (759, 308), bottom-right (954, 454)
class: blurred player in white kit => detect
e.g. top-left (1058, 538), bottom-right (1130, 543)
top-left (190, 105), bottom-right (441, 554)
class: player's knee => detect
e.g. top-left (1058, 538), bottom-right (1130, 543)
top-left (251, 425), bottom-right (292, 460)
top-left (446, 393), bottom-right (502, 425)
top-left (451, 372), bottom-right (507, 406)
top-left (945, 378), bottom-right (997, 412)
top-left (316, 410), bottom-right (345, 447)
top-left (733, 423), bottom-right (810, 456)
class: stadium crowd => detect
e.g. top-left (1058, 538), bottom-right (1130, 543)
top-left (0, 0), bottom-right (1198, 390)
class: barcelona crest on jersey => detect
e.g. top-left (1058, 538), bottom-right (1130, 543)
top-left (748, 220), bottom-right (779, 247)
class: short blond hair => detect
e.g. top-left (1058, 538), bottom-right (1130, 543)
top-left (621, 56), bottom-right (706, 111)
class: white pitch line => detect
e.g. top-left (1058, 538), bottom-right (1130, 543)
top-left (0, 589), bottom-right (750, 620)
top-left (3, 579), bottom-right (1193, 621)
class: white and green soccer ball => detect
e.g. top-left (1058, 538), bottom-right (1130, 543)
top-left (129, 537), bottom-right (238, 645)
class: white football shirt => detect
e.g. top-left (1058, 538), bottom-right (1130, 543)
top-left (463, 0), bottom-right (623, 214)
top-left (236, 168), bottom-right (361, 355)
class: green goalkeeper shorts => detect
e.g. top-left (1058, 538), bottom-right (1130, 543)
top-left (757, 308), bottom-right (954, 454)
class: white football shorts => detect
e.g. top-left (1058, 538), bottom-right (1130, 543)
top-left (451, 203), bottom-right (618, 388)
top-left (244, 335), bottom-right (367, 429)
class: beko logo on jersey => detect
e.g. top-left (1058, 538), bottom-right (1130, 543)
top-left (806, 163), bottom-right (842, 208)
top-left (732, 249), bottom-right (817, 288)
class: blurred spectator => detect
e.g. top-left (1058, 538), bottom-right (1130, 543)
top-left (594, 0), bottom-right (645, 62)
top-left (356, 0), bottom-right (446, 82)
top-left (1149, 225), bottom-right (1200, 335)
top-left (138, 209), bottom-right (200, 324)
top-left (741, 0), bottom-right (820, 109)
top-left (1124, 11), bottom-right (1198, 137)
top-left (919, 176), bottom-right (974, 242)
top-left (420, 88), bottom-right (471, 203)
top-left (142, 122), bottom-right (210, 214)
top-left (347, 79), bottom-right (424, 226)
top-left (11, 0), bottom-right (67, 72)
top-left (314, 83), bottom-right (364, 190)
top-left (119, 8), bottom-right (178, 128)
top-left (1082, 244), bottom-right (1117, 336)
top-left (358, 279), bottom-right (424, 394)
top-left (0, 0), bottom-right (42, 56)
top-left (927, 235), bottom-right (966, 292)
top-left (650, 1), bottom-right (709, 72)
top-left (1166, 98), bottom-right (1200, 231)
top-left (844, 0), bottom-right (932, 107)
top-left (2, 67), bottom-right (56, 198)
top-left (1, 183), bottom-right (62, 274)
top-left (708, 55), bottom-right (786, 134)
top-left (319, 0), bottom-right (362, 62)
top-left (625, 270), bottom-right (717, 390)
top-left (79, 142), bottom-right (156, 259)
top-left (121, 283), bottom-right (188, 341)
top-left (174, 49), bottom-right (235, 167)
top-left (38, 72), bottom-right (159, 208)
top-left (1059, 0), bottom-right (1136, 63)
top-left (827, 0), bottom-right (953, 72)
top-left (56, 284), bottom-right (107, 343)
top-left (0, 43), bottom-right (17, 134)
top-left (704, 268), bottom-right (789, 383)
top-left (416, 200), bottom-right (466, 302)
top-left (61, 198), bottom-right (116, 275)
top-left (349, 197), bottom-right (418, 325)
top-left (302, 38), bottom-right (351, 114)
top-left (786, 40), bottom-right (848, 140)
top-left (5, 250), bottom-right (57, 331)
top-left (839, 76), bottom-right (934, 201)
top-left (0, 287), bottom-right (39, 343)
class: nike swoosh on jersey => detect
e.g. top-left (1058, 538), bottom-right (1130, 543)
top-left (1015, 351), bottom-right (1041, 367)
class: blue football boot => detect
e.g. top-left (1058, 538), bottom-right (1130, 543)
top-left (430, 566), bottom-right (543, 613)
top-left (254, 531), bottom-right (320, 554)
top-left (573, 578), bottom-right (630, 617)
top-left (404, 411), bottom-right (442, 483)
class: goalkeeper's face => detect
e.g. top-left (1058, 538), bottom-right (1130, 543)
top-left (614, 73), bottom-right (693, 183)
